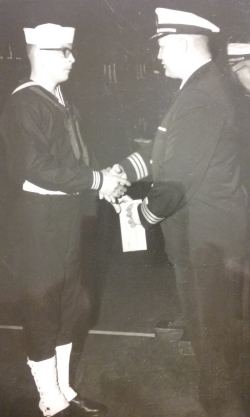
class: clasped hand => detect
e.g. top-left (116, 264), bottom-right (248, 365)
top-left (99, 165), bottom-right (141, 225)
top-left (99, 164), bottom-right (131, 212)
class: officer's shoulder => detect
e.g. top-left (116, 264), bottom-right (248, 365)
top-left (177, 87), bottom-right (217, 110)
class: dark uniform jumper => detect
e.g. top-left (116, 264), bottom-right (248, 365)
top-left (121, 61), bottom-right (248, 414)
top-left (0, 80), bottom-right (102, 361)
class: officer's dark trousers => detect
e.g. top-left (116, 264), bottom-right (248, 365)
top-left (175, 244), bottom-right (246, 416)
top-left (9, 192), bottom-right (93, 362)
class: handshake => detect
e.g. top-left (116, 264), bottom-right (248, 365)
top-left (99, 164), bottom-right (141, 227)
top-left (99, 164), bottom-right (132, 213)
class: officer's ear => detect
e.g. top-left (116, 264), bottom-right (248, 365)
top-left (178, 37), bottom-right (188, 55)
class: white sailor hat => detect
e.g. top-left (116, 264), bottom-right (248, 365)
top-left (23, 23), bottom-right (75, 47)
top-left (152, 8), bottom-right (220, 39)
top-left (227, 43), bottom-right (250, 65)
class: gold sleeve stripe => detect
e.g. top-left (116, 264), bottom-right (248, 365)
top-left (127, 152), bottom-right (148, 180)
top-left (141, 198), bottom-right (164, 224)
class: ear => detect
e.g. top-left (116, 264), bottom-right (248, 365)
top-left (33, 46), bottom-right (41, 61)
top-left (178, 37), bottom-right (188, 54)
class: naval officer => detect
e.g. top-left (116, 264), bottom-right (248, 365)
top-left (112, 8), bottom-right (247, 417)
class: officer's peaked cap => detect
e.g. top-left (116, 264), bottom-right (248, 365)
top-left (152, 8), bottom-right (220, 40)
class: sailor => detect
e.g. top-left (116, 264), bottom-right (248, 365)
top-left (0, 23), bottom-right (130, 417)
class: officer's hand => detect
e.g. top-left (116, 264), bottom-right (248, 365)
top-left (110, 164), bottom-right (127, 179)
top-left (126, 201), bottom-right (142, 228)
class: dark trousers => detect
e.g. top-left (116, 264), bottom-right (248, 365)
top-left (9, 191), bottom-right (96, 361)
top-left (175, 244), bottom-right (246, 417)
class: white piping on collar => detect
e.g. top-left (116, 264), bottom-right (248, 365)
top-left (12, 81), bottom-right (39, 94)
top-left (12, 82), bottom-right (65, 107)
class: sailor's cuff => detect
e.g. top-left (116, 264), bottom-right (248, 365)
top-left (91, 171), bottom-right (103, 190)
top-left (139, 197), bottom-right (165, 226)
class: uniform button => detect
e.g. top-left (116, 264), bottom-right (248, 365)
top-left (150, 159), bottom-right (153, 164)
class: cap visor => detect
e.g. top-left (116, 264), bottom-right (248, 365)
top-left (149, 32), bottom-right (171, 40)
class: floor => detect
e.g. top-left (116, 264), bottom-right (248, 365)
top-left (0, 209), bottom-right (207, 417)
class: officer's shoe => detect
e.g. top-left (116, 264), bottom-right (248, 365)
top-left (69, 395), bottom-right (108, 416)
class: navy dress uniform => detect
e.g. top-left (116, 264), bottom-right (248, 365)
top-left (0, 24), bottom-right (107, 417)
top-left (120, 9), bottom-right (248, 417)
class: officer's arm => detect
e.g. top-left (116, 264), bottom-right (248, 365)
top-left (118, 141), bottom-right (153, 183)
top-left (136, 91), bottom-right (225, 228)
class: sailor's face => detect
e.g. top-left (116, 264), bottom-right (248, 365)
top-left (40, 43), bottom-right (75, 83)
top-left (157, 35), bottom-right (180, 78)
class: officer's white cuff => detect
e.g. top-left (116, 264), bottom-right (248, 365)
top-left (141, 198), bottom-right (165, 224)
top-left (127, 152), bottom-right (148, 180)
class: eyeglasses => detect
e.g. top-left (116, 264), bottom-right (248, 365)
top-left (39, 47), bottom-right (77, 58)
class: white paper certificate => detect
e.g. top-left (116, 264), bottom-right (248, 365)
top-left (119, 200), bottom-right (147, 252)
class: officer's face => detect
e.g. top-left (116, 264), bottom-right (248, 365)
top-left (157, 35), bottom-right (182, 78)
top-left (39, 43), bottom-right (75, 84)
top-left (232, 60), bottom-right (250, 92)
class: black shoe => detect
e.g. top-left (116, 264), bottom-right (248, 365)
top-left (167, 315), bottom-right (187, 330)
top-left (69, 395), bottom-right (108, 416)
top-left (155, 316), bottom-right (187, 330)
